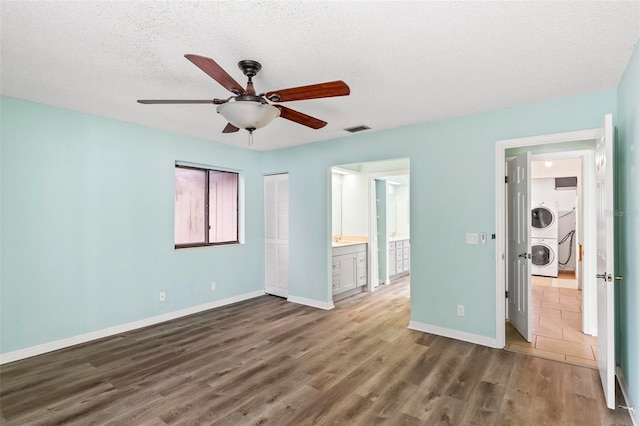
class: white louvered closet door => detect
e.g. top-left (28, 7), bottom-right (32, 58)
top-left (264, 174), bottom-right (289, 297)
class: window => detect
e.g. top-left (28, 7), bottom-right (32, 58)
top-left (174, 165), bottom-right (239, 248)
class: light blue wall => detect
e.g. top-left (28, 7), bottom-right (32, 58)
top-left (0, 85), bottom-right (625, 357)
top-left (0, 97), bottom-right (265, 354)
top-left (262, 90), bottom-right (617, 338)
top-left (616, 41), bottom-right (640, 413)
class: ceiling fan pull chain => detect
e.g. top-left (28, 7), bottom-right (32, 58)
top-left (248, 129), bottom-right (254, 146)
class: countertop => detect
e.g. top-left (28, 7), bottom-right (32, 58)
top-left (332, 241), bottom-right (367, 248)
top-left (389, 235), bottom-right (410, 242)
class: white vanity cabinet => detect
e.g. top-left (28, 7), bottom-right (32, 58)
top-left (389, 239), bottom-right (410, 278)
top-left (332, 243), bottom-right (367, 295)
top-left (388, 244), bottom-right (396, 276)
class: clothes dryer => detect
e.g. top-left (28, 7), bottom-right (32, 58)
top-left (531, 201), bottom-right (558, 238)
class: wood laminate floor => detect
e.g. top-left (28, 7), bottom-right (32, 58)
top-left (0, 276), bottom-right (632, 425)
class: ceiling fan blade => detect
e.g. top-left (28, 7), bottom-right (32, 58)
top-left (222, 123), bottom-right (239, 133)
top-left (266, 80), bottom-right (350, 102)
top-left (137, 99), bottom-right (227, 104)
top-left (275, 106), bottom-right (327, 129)
top-left (184, 54), bottom-right (244, 95)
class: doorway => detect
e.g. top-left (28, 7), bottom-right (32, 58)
top-left (505, 154), bottom-right (598, 368)
top-left (372, 173), bottom-right (411, 289)
top-left (329, 159), bottom-right (410, 302)
top-left (498, 114), bottom-right (617, 409)
top-left (496, 137), bottom-right (598, 352)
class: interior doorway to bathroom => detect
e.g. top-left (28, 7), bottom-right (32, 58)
top-left (330, 158), bottom-right (410, 302)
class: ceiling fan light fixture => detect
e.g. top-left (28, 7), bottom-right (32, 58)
top-left (217, 100), bottom-right (280, 131)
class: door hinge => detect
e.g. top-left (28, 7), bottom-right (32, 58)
top-left (505, 291), bottom-right (509, 298)
top-left (505, 176), bottom-right (508, 183)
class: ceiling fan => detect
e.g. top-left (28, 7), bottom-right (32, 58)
top-left (137, 54), bottom-right (350, 138)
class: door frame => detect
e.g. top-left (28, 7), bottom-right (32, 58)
top-left (495, 129), bottom-right (599, 348)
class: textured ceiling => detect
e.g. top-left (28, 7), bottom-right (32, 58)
top-left (1, 1), bottom-right (638, 151)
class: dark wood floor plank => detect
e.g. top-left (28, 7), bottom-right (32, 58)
top-left (0, 277), bottom-right (633, 425)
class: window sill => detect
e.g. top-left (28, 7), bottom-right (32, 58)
top-left (175, 241), bottom-right (240, 249)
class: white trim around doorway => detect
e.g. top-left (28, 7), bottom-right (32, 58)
top-left (494, 128), bottom-right (599, 349)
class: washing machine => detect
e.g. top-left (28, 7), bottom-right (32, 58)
top-left (531, 237), bottom-right (558, 277)
top-left (531, 201), bottom-right (558, 238)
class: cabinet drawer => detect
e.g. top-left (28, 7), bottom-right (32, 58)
top-left (403, 259), bottom-right (409, 270)
top-left (397, 260), bottom-right (403, 272)
top-left (357, 273), bottom-right (367, 285)
top-left (396, 250), bottom-right (402, 261)
top-left (332, 259), bottom-right (340, 275)
top-left (395, 241), bottom-right (403, 251)
top-left (403, 240), bottom-right (410, 249)
top-left (332, 277), bottom-right (341, 293)
top-left (389, 249), bottom-right (395, 261)
top-left (403, 247), bottom-right (409, 260)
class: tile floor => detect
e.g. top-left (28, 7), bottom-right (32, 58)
top-left (506, 271), bottom-right (598, 369)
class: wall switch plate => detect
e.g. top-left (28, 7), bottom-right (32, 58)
top-left (211, 281), bottom-right (216, 291)
top-left (457, 305), bottom-right (465, 316)
top-left (159, 291), bottom-right (166, 302)
top-left (480, 232), bottom-right (487, 245)
top-left (466, 233), bottom-right (479, 244)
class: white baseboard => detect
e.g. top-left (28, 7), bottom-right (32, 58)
top-left (408, 320), bottom-right (498, 348)
top-left (617, 366), bottom-right (639, 426)
top-left (584, 327), bottom-right (598, 336)
top-left (287, 295), bottom-right (334, 310)
top-left (0, 290), bottom-right (266, 365)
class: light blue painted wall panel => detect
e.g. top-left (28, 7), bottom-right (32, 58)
top-left (1, 85), bottom-right (624, 355)
top-left (0, 97), bottom-right (265, 354)
top-left (616, 40), bottom-right (640, 414)
top-left (262, 90), bottom-right (617, 339)
top-left (375, 179), bottom-right (388, 282)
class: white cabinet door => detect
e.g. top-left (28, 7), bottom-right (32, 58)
top-left (333, 254), bottom-right (357, 294)
top-left (264, 174), bottom-right (289, 297)
top-left (389, 248), bottom-right (396, 276)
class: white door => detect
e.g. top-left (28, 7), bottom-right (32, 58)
top-left (507, 153), bottom-right (532, 341)
top-left (596, 114), bottom-right (616, 409)
top-left (264, 174), bottom-right (289, 297)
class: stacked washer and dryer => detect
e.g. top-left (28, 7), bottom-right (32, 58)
top-left (531, 201), bottom-right (558, 277)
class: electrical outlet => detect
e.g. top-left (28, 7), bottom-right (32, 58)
top-left (457, 305), bottom-right (465, 316)
top-left (211, 281), bottom-right (216, 291)
top-left (159, 291), bottom-right (166, 302)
